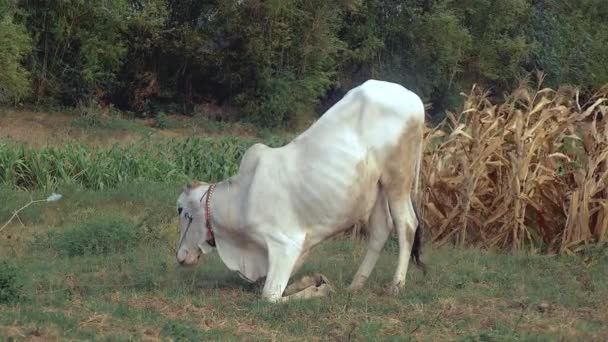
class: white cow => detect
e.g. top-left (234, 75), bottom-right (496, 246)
top-left (175, 79), bottom-right (426, 302)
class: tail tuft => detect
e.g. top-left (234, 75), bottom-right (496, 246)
top-left (410, 201), bottom-right (427, 275)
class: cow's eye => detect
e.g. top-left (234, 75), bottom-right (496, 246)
top-left (178, 207), bottom-right (183, 215)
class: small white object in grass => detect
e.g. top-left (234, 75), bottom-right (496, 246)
top-left (46, 193), bottom-right (63, 202)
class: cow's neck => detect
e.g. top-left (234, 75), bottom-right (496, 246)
top-left (206, 177), bottom-right (268, 282)
top-left (208, 178), bottom-right (241, 238)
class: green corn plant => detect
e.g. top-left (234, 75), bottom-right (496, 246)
top-left (0, 136), bottom-right (263, 190)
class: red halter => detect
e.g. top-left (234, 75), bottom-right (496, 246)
top-left (204, 183), bottom-right (216, 247)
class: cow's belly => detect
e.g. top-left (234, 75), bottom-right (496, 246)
top-left (288, 142), bottom-right (381, 237)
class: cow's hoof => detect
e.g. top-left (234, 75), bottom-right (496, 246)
top-left (347, 285), bottom-right (360, 293)
top-left (388, 283), bottom-right (403, 296)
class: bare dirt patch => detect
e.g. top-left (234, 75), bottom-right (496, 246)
top-left (0, 109), bottom-right (73, 146)
top-left (0, 108), bottom-right (144, 147)
top-left (0, 324), bottom-right (26, 339)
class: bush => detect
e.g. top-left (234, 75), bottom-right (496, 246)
top-left (244, 73), bottom-right (333, 128)
top-left (162, 320), bottom-right (209, 341)
top-left (0, 261), bottom-right (23, 304)
top-left (44, 215), bottom-right (143, 257)
top-left (154, 111), bottom-right (169, 129)
top-left (70, 100), bottom-right (136, 131)
top-left (19, 1), bottom-right (129, 104)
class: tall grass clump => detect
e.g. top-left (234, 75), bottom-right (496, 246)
top-left (0, 261), bottom-right (24, 304)
top-left (421, 73), bottom-right (608, 253)
top-left (39, 215), bottom-right (143, 257)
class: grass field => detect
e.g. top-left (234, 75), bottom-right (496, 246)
top-left (1, 109), bottom-right (608, 341)
top-left (1, 183), bottom-right (607, 341)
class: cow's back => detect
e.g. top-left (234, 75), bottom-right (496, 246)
top-left (233, 80), bottom-right (424, 246)
top-left (292, 80), bottom-right (424, 154)
top-left (262, 80), bottom-right (425, 237)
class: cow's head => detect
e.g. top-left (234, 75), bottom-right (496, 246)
top-left (175, 181), bottom-right (215, 266)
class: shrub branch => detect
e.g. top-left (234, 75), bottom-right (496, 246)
top-left (0, 193), bottom-right (62, 233)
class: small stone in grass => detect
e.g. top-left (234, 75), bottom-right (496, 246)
top-left (537, 300), bottom-right (551, 313)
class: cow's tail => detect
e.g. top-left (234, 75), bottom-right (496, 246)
top-left (413, 128), bottom-right (422, 199)
top-left (410, 125), bottom-right (427, 275)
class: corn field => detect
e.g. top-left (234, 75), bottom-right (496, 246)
top-left (421, 73), bottom-right (608, 253)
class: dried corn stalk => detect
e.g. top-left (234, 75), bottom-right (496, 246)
top-left (421, 73), bottom-right (608, 253)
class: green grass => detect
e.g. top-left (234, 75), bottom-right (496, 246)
top-left (70, 113), bottom-right (144, 132)
top-left (1, 185), bottom-right (607, 341)
top-left (36, 215), bottom-right (146, 257)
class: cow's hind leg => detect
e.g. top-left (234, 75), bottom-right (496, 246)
top-left (387, 194), bottom-right (418, 295)
top-left (348, 190), bottom-right (392, 291)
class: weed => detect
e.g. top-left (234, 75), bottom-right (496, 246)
top-left (193, 115), bottom-right (227, 133)
top-left (0, 261), bottom-right (23, 304)
top-left (41, 215), bottom-right (143, 256)
top-left (161, 320), bottom-right (210, 341)
top-left (70, 100), bottom-right (138, 131)
top-left (154, 111), bottom-right (169, 129)
top-left (70, 114), bottom-right (139, 131)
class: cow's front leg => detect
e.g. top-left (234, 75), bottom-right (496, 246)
top-left (284, 273), bottom-right (331, 296)
top-left (261, 235), bottom-right (305, 302)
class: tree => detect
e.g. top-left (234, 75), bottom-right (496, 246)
top-left (4, 0), bottom-right (608, 124)
top-left (0, 2), bottom-right (32, 104)
top-left (18, 0), bottom-right (130, 104)
top-left (527, 0), bottom-right (608, 92)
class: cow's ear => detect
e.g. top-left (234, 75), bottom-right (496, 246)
top-left (184, 180), bottom-right (201, 192)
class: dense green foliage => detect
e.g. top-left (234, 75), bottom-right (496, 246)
top-left (3, 0), bottom-right (608, 124)
top-left (527, 0), bottom-right (608, 90)
top-left (0, 2), bottom-right (32, 104)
